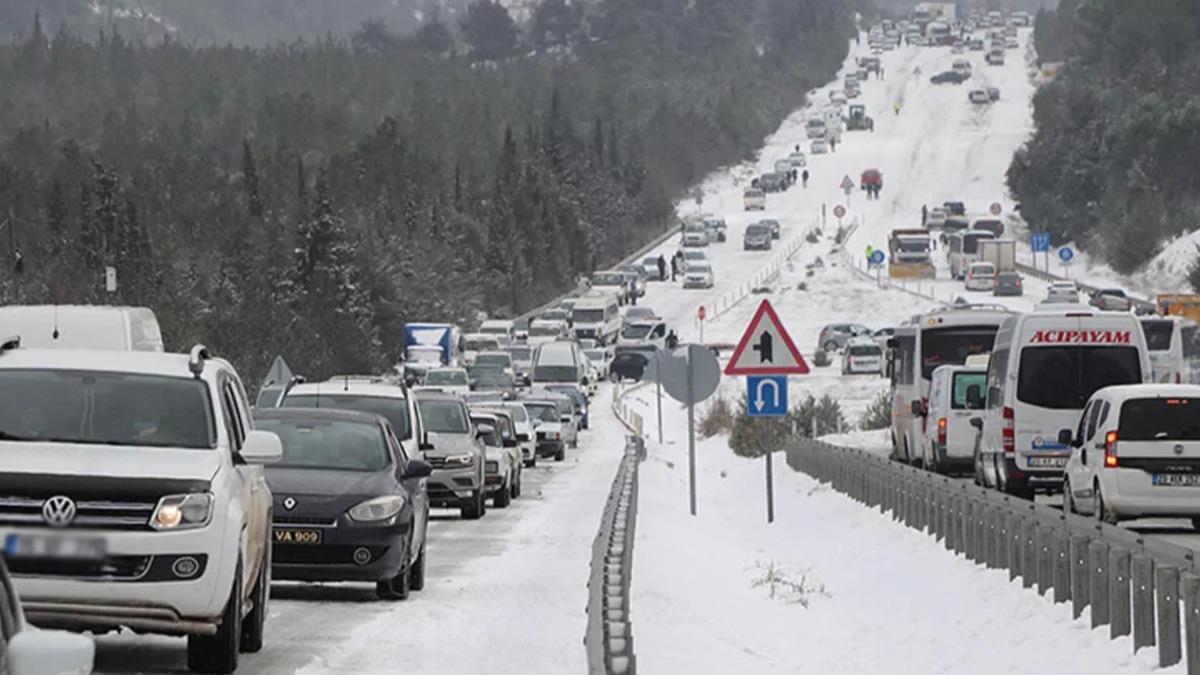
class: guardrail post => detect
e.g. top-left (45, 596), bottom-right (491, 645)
top-left (1133, 553), bottom-right (1157, 651)
top-left (980, 505), bottom-right (994, 568)
top-left (963, 500), bottom-right (977, 562)
top-left (1037, 524), bottom-right (1054, 595)
top-left (992, 507), bottom-right (1007, 570)
top-left (1088, 540), bottom-right (1110, 628)
top-left (1158, 565), bottom-right (1182, 668)
top-left (1006, 514), bottom-right (1021, 581)
top-left (1052, 528), bottom-right (1071, 604)
top-left (1182, 573), bottom-right (1200, 675)
top-left (1071, 534), bottom-right (1091, 619)
top-left (1109, 548), bottom-right (1131, 639)
top-left (946, 493), bottom-right (960, 553)
top-left (1021, 519), bottom-right (1037, 590)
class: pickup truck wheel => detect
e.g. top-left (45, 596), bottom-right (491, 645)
top-left (512, 469), bottom-right (522, 498)
top-left (187, 560), bottom-right (242, 674)
top-left (240, 544), bottom-right (270, 653)
top-left (493, 478), bottom-right (511, 508)
top-left (461, 490), bottom-right (486, 520)
top-left (555, 445), bottom-right (566, 462)
top-left (524, 456), bottom-right (536, 469)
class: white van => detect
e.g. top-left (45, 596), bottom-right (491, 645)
top-left (743, 188), bottom-right (766, 211)
top-left (0, 305), bottom-right (163, 351)
top-left (1061, 384), bottom-right (1200, 527)
top-left (571, 293), bottom-right (622, 345)
top-left (921, 365), bottom-right (987, 473)
top-left (976, 306), bottom-right (1151, 497)
top-left (890, 304), bottom-right (1012, 465)
top-left (805, 117), bottom-right (827, 139)
top-left (947, 230), bottom-right (996, 279)
top-left (1140, 316), bottom-right (1200, 384)
top-left (462, 333), bottom-right (501, 366)
top-left (531, 341), bottom-right (587, 386)
top-left (478, 319), bottom-right (515, 345)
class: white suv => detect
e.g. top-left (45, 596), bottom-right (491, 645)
top-left (0, 342), bottom-right (280, 673)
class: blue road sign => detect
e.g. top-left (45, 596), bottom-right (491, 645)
top-left (1031, 232), bottom-right (1051, 253)
top-left (747, 375), bottom-right (788, 417)
top-left (869, 250), bottom-right (885, 266)
top-left (1059, 246), bottom-right (1075, 263)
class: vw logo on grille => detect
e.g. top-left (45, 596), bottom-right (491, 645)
top-left (283, 497), bottom-right (296, 511)
top-left (41, 495), bottom-right (77, 527)
top-left (1175, 444), bottom-right (1185, 456)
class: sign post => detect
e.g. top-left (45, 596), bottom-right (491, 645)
top-left (834, 204), bottom-right (846, 229)
top-left (697, 304), bottom-right (706, 343)
top-left (658, 345), bottom-right (722, 516)
top-left (840, 175), bottom-right (855, 208)
top-left (1031, 231), bottom-right (1051, 274)
top-left (1059, 246), bottom-right (1074, 278)
top-left (726, 299), bottom-right (810, 523)
top-left (869, 249), bottom-right (886, 287)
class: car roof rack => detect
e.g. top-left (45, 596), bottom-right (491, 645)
top-left (188, 344), bottom-right (210, 379)
top-left (0, 335), bottom-right (20, 354)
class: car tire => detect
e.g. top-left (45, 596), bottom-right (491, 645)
top-left (187, 560), bottom-right (242, 674)
top-left (240, 543), bottom-right (270, 654)
top-left (823, 341), bottom-right (838, 352)
top-left (409, 543), bottom-right (426, 592)
top-left (493, 480), bottom-right (511, 508)
top-left (376, 547), bottom-right (411, 601)
top-left (461, 490), bottom-right (486, 520)
top-left (1094, 484), bottom-right (1118, 525)
top-left (513, 469), bottom-right (522, 498)
top-left (524, 457), bottom-right (536, 469)
top-left (555, 445), bottom-right (566, 462)
top-left (1063, 480), bottom-right (1076, 514)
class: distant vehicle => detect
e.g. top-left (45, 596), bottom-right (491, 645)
top-left (842, 337), bottom-right (884, 375)
top-left (1157, 294), bottom-right (1200, 324)
top-left (682, 249), bottom-right (709, 265)
top-left (609, 347), bottom-right (650, 382)
top-left (641, 256), bottom-right (665, 281)
top-left (412, 391), bottom-right (489, 518)
top-left (527, 319), bottom-right (570, 345)
top-left (590, 270), bottom-right (634, 304)
top-left (787, 151), bottom-right (808, 168)
top-left (759, 173), bottom-right (787, 193)
top-left (507, 344), bottom-right (533, 382)
top-left (619, 320), bottom-right (668, 349)
top-left (1140, 317), bottom-right (1200, 384)
top-left (926, 206), bottom-right (948, 228)
top-left (468, 410), bottom-right (522, 508)
top-left (993, 272), bottom-right (1023, 297)
top-left (539, 307), bottom-right (572, 326)
top-left (986, 86), bottom-right (1001, 101)
top-left (975, 307), bottom-right (1150, 497)
top-left (920, 364), bottom-right (987, 474)
top-left (759, 218), bottom-right (782, 239)
top-left (0, 305), bottom-right (163, 352)
top-left (888, 228), bottom-right (936, 279)
top-left (744, 222), bottom-right (773, 250)
top-left (462, 333), bottom-right (501, 367)
top-left (964, 261), bottom-right (997, 291)
top-left (818, 323), bottom-right (871, 353)
top-left (969, 89), bottom-right (991, 104)
top-left (1091, 288), bottom-right (1134, 312)
top-left (682, 221), bottom-right (711, 247)
top-left (930, 70), bottom-right (967, 84)
top-left (421, 367), bottom-right (471, 395)
top-left (521, 399), bottom-right (567, 462)
top-left (977, 238), bottom-right (1016, 273)
top-left (829, 90), bottom-right (847, 106)
top-left (969, 39), bottom-right (985, 51)
top-left (986, 49), bottom-right (1005, 66)
top-left (811, 138), bottom-right (830, 154)
top-left (774, 159), bottom-right (794, 175)
top-left (743, 187), bottom-right (766, 211)
top-left (683, 261), bottom-right (715, 289)
top-left (846, 104), bottom-right (874, 132)
top-left (571, 294), bottom-right (622, 345)
top-left (890, 304), bottom-right (1012, 466)
top-left (472, 351), bottom-right (515, 379)
top-left (582, 347), bottom-right (613, 381)
top-left (615, 268), bottom-right (645, 298)
top-left (946, 230), bottom-right (996, 279)
top-left (255, 408), bottom-right (432, 600)
top-left (943, 201), bottom-right (967, 216)
top-left (805, 116), bottom-right (828, 139)
top-left (1045, 281), bottom-right (1081, 304)
top-left (952, 59), bottom-right (973, 78)
top-left (479, 319), bottom-right (515, 346)
top-left (1006, 38), bottom-right (1019, 49)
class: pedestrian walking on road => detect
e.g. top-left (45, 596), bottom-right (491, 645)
top-left (657, 255), bottom-right (667, 281)
top-left (665, 330), bottom-right (679, 351)
top-left (670, 255), bottom-right (679, 281)
top-left (801, 169), bottom-right (809, 188)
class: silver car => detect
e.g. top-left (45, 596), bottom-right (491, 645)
top-left (414, 391), bottom-right (488, 519)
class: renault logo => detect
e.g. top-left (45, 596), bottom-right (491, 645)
top-left (41, 495), bottom-right (77, 527)
top-left (283, 497), bottom-right (296, 511)
top-left (1175, 444), bottom-right (1185, 456)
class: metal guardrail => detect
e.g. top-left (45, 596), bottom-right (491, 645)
top-left (585, 435), bottom-right (645, 675)
top-left (785, 440), bottom-right (1200, 670)
top-left (1014, 261), bottom-right (1157, 313)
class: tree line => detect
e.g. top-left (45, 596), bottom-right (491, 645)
top-left (0, 0), bottom-right (856, 384)
top-left (1010, 0), bottom-right (1200, 275)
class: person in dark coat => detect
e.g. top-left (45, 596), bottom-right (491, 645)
top-left (801, 169), bottom-right (809, 188)
top-left (657, 255), bottom-right (667, 281)
top-left (665, 330), bottom-right (679, 350)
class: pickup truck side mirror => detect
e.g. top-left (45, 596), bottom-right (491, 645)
top-left (402, 458), bottom-right (433, 479)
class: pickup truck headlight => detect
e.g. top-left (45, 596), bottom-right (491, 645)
top-left (151, 493), bottom-right (213, 531)
top-left (348, 495), bottom-right (405, 523)
top-left (444, 453), bottom-right (475, 467)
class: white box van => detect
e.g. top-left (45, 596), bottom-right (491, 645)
top-left (478, 319), bottom-right (515, 345)
top-left (743, 188), bottom-right (766, 211)
top-left (531, 341), bottom-right (587, 387)
top-left (0, 305), bottom-right (163, 351)
top-left (976, 307), bottom-right (1151, 497)
top-left (1140, 316), bottom-right (1200, 384)
top-left (1061, 384), bottom-right (1200, 527)
top-left (571, 294), bottom-right (621, 345)
top-left (920, 365), bottom-right (987, 473)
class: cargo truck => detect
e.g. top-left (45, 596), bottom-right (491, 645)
top-left (403, 322), bottom-right (462, 379)
top-left (888, 228), bottom-right (936, 279)
top-left (977, 239), bottom-right (1016, 274)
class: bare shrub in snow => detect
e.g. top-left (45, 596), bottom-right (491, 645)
top-left (751, 562), bottom-right (829, 607)
top-left (859, 390), bottom-right (891, 430)
top-left (700, 395), bottom-right (734, 438)
top-left (811, 349), bottom-right (832, 367)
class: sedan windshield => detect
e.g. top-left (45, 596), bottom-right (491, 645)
top-left (475, 354), bottom-right (511, 369)
top-left (0, 370), bottom-right (215, 449)
top-left (255, 418), bottom-right (388, 471)
top-left (283, 394), bottom-right (411, 440)
top-left (418, 399), bottom-right (471, 433)
top-left (464, 338), bottom-right (499, 352)
top-left (525, 403), bottom-right (559, 423)
top-left (592, 273), bottom-right (624, 286)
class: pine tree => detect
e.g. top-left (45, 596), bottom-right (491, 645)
top-left (243, 139), bottom-right (264, 218)
top-left (460, 0), bottom-right (517, 62)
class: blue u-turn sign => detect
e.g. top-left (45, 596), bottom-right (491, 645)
top-left (747, 375), bottom-right (788, 417)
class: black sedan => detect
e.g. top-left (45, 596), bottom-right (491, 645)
top-left (930, 71), bottom-right (966, 84)
top-left (610, 349), bottom-right (650, 381)
top-left (253, 408), bottom-right (432, 601)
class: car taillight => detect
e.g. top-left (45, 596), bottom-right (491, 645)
top-left (1001, 406), bottom-right (1014, 453)
top-left (1177, 372), bottom-right (1183, 384)
top-left (1104, 430), bottom-right (1118, 467)
top-left (937, 417), bottom-right (947, 445)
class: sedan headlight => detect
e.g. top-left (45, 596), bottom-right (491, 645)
top-left (348, 495), bottom-right (406, 523)
top-left (444, 453), bottom-right (475, 467)
top-left (151, 493), bottom-right (214, 531)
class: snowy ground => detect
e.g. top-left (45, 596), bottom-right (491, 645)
top-left (618, 28), bottom-right (1191, 674)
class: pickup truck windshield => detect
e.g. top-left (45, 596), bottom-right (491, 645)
top-left (417, 399), bottom-right (470, 433)
top-left (623, 324), bottom-right (654, 339)
top-left (0, 370), bottom-right (216, 449)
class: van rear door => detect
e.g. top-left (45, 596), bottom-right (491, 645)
top-left (1115, 396), bottom-right (1200, 492)
top-left (946, 370), bottom-right (986, 458)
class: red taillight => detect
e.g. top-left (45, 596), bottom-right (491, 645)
top-left (1001, 406), bottom-right (1015, 453)
top-left (1104, 430), bottom-right (1118, 467)
top-left (937, 417), bottom-right (947, 445)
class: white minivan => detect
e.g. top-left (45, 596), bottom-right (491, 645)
top-left (975, 306), bottom-right (1150, 497)
top-left (0, 305), bottom-right (163, 351)
top-left (1140, 316), bottom-right (1200, 384)
top-left (571, 293), bottom-right (622, 345)
top-left (1061, 384), bottom-right (1200, 528)
top-left (921, 365), bottom-right (987, 474)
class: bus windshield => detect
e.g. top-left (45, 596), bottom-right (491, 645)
top-left (920, 326), bottom-right (999, 380)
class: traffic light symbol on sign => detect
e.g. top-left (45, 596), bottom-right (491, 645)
top-left (754, 332), bottom-right (774, 363)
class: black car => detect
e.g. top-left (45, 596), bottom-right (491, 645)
top-left (471, 368), bottom-right (518, 399)
top-left (930, 71), bottom-right (966, 84)
top-left (759, 173), bottom-right (787, 193)
top-left (993, 272), bottom-right (1023, 297)
top-left (610, 350), bottom-right (650, 381)
top-left (253, 408), bottom-right (433, 601)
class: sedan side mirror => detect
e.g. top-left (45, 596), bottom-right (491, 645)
top-left (1057, 429), bottom-right (1074, 447)
top-left (402, 458), bottom-right (433, 479)
top-left (969, 417), bottom-right (983, 430)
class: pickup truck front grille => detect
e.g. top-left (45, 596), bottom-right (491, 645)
top-left (8, 554), bottom-right (151, 579)
top-left (0, 496), bottom-right (157, 530)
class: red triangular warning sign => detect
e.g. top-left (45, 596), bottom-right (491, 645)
top-left (724, 299), bottom-right (810, 375)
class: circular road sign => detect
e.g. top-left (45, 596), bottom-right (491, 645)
top-left (833, 205), bottom-right (847, 218)
top-left (1059, 247), bottom-right (1075, 263)
top-left (990, 202), bottom-right (1002, 215)
top-left (697, 305), bottom-right (707, 321)
top-left (869, 250), bottom-right (886, 266)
